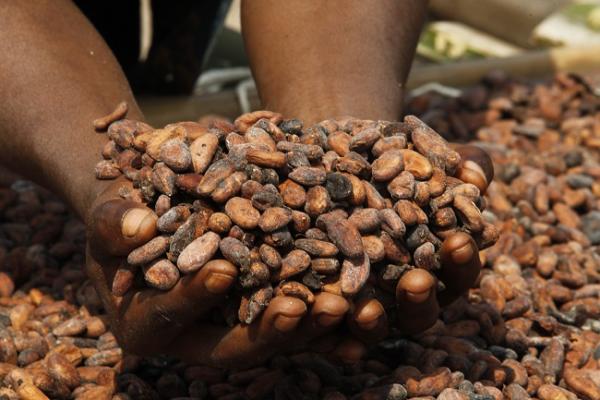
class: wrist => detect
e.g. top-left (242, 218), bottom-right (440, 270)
top-left (17, 104), bottom-right (144, 223)
top-left (257, 73), bottom-right (404, 125)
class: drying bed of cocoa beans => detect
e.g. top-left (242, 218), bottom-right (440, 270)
top-left (93, 104), bottom-right (494, 326)
top-left (0, 72), bottom-right (597, 399)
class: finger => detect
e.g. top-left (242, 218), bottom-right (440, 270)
top-left (436, 231), bottom-right (481, 306)
top-left (396, 268), bottom-right (440, 335)
top-left (297, 292), bottom-right (350, 339)
top-left (348, 298), bottom-right (388, 344)
top-left (170, 296), bottom-right (307, 368)
top-left (279, 292), bottom-right (350, 354)
top-left (89, 199), bottom-right (157, 256)
top-left (455, 145), bottom-right (494, 194)
top-left (114, 259), bottom-right (238, 350)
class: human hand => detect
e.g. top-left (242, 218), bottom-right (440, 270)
top-left (289, 144), bottom-right (495, 360)
top-left (86, 179), bottom-right (389, 367)
top-left (393, 144), bottom-right (494, 334)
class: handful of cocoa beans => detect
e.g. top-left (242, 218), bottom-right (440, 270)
top-left (93, 106), bottom-right (497, 325)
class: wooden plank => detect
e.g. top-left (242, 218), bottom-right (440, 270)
top-left (429, 0), bottom-right (568, 48)
top-left (407, 45), bottom-right (600, 89)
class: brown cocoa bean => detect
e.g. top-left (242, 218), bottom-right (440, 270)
top-left (279, 179), bottom-right (307, 209)
top-left (405, 115), bottom-right (460, 174)
top-left (294, 239), bottom-right (338, 257)
top-left (348, 208), bottom-right (381, 233)
top-left (159, 139), bottom-right (191, 172)
top-left (322, 219), bottom-right (363, 259)
top-left (288, 167), bottom-right (327, 186)
top-left (190, 133), bottom-right (219, 174)
top-left (343, 173), bottom-right (366, 206)
top-left (339, 254), bottom-right (370, 295)
top-left (94, 160), bottom-right (121, 180)
top-left (259, 244), bottom-right (282, 270)
top-left (363, 180), bottom-right (387, 209)
top-left (127, 236), bottom-right (169, 266)
top-left (224, 197), bottom-right (260, 230)
top-left (157, 205), bottom-right (191, 233)
top-left (143, 259), bottom-right (179, 290)
top-left (379, 209), bottom-right (406, 239)
top-left (388, 171), bottom-right (415, 200)
top-left (220, 238), bottom-right (251, 268)
top-left (275, 282), bottom-right (315, 305)
top-left (176, 232), bottom-right (220, 273)
top-left (208, 212), bottom-right (232, 234)
top-left (238, 285), bottom-right (273, 324)
top-left (361, 235), bottom-right (385, 263)
top-left (327, 131), bottom-right (351, 156)
top-left (311, 258), bottom-right (340, 275)
top-left (372, 135), bottom-right (407, 157)
top-left (47, 352), bottom-right (80, 389)
top-left (93, 101), bottom-right (128, 131)
top-left (349, 127), bottom-right (381, 152)
top-left (276, 250), bottom-right (311, 280)
top-left (372, 150), bottom-right (404, 182)
top-left (246, 149), bottom-right (287, 168)
top-left (305, 186), bottom-right (332, 217)
top-left (400, 149), bottom-right (433, 180)
top-left (197, 159), bottom-right (236, 196)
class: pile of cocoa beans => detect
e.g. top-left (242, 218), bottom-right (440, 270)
top-left (0, 72), bottom-right (599, 400)
top-left (93, 108), bottom-right (495, 325)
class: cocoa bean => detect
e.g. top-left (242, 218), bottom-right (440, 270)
top-left (305, 186), bottom-right (332, 217)
top-left (143, 259), bottom-right (179, 290)
top-left (288, 167), bottom-right (326, 186)
top-left (276, 250), bottom-right (311, 280)
top-left (127, 236), bottom-right (169, 266)
top-left (238, 285), bottom-right (273, 324)
top-left (93, 101), bottom-right (128, 131)
top-left (322, 218), bottom-right (363, 259)
top-left (275, 282), bottom-right (315, 305)
top-left (177, 232), bottom-right (220, 273)
top-left (372, 150), bottom-right (404, 182)
top-left (189, 132), bottom-right (219, 174)
top-left (224, 197), bottom-right (260, 230)
top-left (94, 161), bottom-right (121, 180)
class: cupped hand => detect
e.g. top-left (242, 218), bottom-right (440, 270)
top-left (85, 179), bottom-right (387, 367)
top-left (297, 145), bottom-right (495, 362)
top-left (394, 144), bottom-right (494, 334)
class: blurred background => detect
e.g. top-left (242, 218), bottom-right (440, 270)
top-left (86, 0), bottom-right (600, 126)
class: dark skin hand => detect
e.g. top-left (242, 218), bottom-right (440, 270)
top-left (0, 0), bottom-right (389, 367)
top-left (0, 0), bottom-right (493, 366)
top-left (243, 0), bottom-right (494, 338)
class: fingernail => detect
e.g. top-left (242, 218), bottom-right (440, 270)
top-left (397, 269), bottom-right (435, 304)
top-left (404, 289), bottom-right (432, 303)
top-left (443, 232), bottom-right (474, 264)
top-left (273, 314), bottom-right (302, 332)
top-left (205, 272), bottom-right (235, 294)
top-left (463, 160), bottom-right (486, 182)
top-left (122, 208), bottom-right (155, 238)
top-left (317, 313), bottom-right (343, 328)
top-left (451, 242), bottom-right (475, 264)
top-left (355, 300), bottom-right (384, 331)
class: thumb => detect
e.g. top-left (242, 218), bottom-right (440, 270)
top-left (89, 199), bottom-right (158, 256)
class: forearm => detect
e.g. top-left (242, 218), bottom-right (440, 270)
top-left (242, 0), bottom-right (427, 124)
top-left (0, 0), bottom-right (142, 219)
